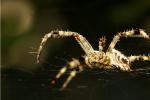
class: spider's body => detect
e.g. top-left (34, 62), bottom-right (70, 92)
top-left (85, 49), bottom-right (130, 71)
top-left (37, 29), bottom-right (150, 89)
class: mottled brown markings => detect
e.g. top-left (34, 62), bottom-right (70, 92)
top-left (134, 29), bottom-right (140, 35)
top-left (74, 34), bottom-right (80, 40)
top-left (139, 56), bottom-right (144, 61)
top-left (53, 31), bottom-right (59, 34)
top-left (121, 58), bottom-right (128, 64)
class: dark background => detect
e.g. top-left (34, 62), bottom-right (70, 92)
top-left (1, 0), bottom-right (150, 100)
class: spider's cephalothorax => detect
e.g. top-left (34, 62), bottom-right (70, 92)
top-left (37, 29), bottom-right (150, 90)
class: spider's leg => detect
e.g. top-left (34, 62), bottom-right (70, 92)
top-left (60, 70), bottom-right (77, 90)
top-left (51, 66), bottom-right (67, 84)
top-left (51, 58), bottom-right (83, 88)
top-left (107, 29), bottom-right (149, 52)
top-left (37, 33), bottom-right (51, 63)
top-left (99, 36), bottom-right (106, 51)
top-left (60, 58), bottom-right (85, 90)
top-left (128, 55), bottom-right (150, 63)
top-left (37, 31), bottom-right (94, 63)
top-left (107, 34), bottom-right (120, 52)
top-left (128, 29), bottom-right (149, 38)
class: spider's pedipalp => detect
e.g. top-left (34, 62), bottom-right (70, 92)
top-left (128, 55), bottom-right (150, 63)
top-left (37, 31), bottom-right (94, 63)
top-left (107, 29), bottom-right (149, 52)
top-left (99, 36), bottom-right (106, 51)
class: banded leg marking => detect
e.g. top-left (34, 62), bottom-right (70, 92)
top-left (107, 29), bottom-right (149, 52)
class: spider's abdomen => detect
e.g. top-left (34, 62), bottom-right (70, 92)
top-left (107, 49), bottom-right (131, 71)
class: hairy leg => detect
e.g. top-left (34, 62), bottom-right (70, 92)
top-left (51, 58), bottom-right (84, 90)
top-left (37, 31), bottom-right (94, 63)
top-left (60, 70), bottom-right (77, 90)
top-left (107, 29), bottom-right (149, 52)
top-left (128, 55), bottom-right (150, 62)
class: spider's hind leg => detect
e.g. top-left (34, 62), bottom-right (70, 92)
top-left (128, 55), bottom-right (150, 63)
top-left (107, 29), bottom-right (149, 52)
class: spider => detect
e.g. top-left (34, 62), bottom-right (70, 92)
top-left (37, 29), bottom-right (150, 90)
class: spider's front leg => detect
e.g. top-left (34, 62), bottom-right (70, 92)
top-left (107, 29), bottom-right (149, 52)
top-left (51, 58), bottom-right (84, 90)
top-left (37, 31), bottom-right (94, 63)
